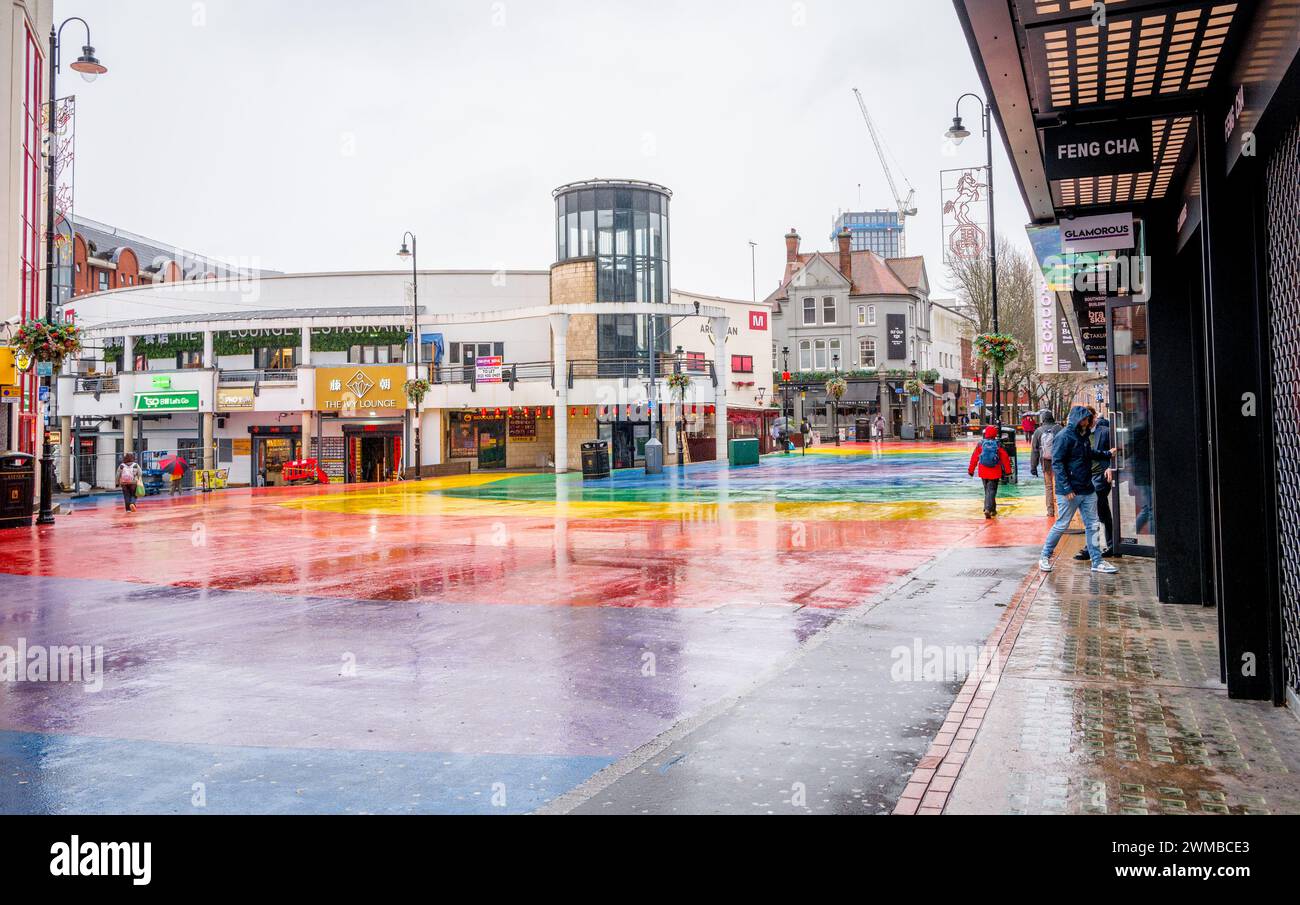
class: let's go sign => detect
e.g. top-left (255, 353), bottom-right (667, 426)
top-left (135, 391), bottom-right (200, 412)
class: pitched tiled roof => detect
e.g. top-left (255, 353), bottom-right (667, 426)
top-left (766, 247), bottom-right (920, 303)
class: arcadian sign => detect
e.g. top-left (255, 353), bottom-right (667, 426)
top-left (1043, 120), bottom-right (1153, 181)
top-left (315, 366), bottom-right (406, 413)
top-left (135, 391), bottom-right (200, 412)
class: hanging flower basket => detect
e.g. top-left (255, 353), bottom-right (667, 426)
top-left (973, 332), bottom-right (1021, 375)
top-left (825, 376), bottom-right (848, 401)
top-left (904, 378), bottom-right (924, 396)
top-left (403, 377), bottom-right (432, 406)
top-left (12, 318), bottom-right (81, 368)
top-left (667, 372), bottom-right (691, 398)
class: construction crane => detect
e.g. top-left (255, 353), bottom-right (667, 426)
top-left (852, 88), bottom-right (917, 253)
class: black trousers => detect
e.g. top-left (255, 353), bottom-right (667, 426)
top-left (121, 484), bottom-right (135, 510)
top-left (1093, 477), bottom-right (1114, 548)
top-left (982, 478), bottom-right (1000, 514)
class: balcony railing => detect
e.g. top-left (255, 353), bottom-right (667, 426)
top-left (75, 377), bottom-right (120, 394)
top-left (567, 358), bottom-right (716, 389)
top-left (218, 369), bottom-right (298, 385)
top-left (429, 360), bottom-right (554, 390)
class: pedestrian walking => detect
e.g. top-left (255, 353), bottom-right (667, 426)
top-left (873, 413), bottom-right (885, 444)
top-left (1028, 410), bottom-right (1059, 518)
top-left (1040, 405), bottom-right (1118, 574)
top-left (1075, 406), bottom-right (1116, 560)
top-left (1020, 412), bottom-right (1037, 440)
top-left (117, 453), bottom-right (142, 513)
top-left (968, 425), bottom-right (1012, 519)
top-left (800, 417), bottom-right (812, 454)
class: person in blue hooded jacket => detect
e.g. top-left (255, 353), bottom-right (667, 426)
top-left (1040, 405), bottom-right (1118, 574)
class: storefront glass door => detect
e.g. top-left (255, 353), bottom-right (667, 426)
top-left (477, 420), bottom-right (506, 469)
top-left (1110, 302), bottom-right (1155, 556)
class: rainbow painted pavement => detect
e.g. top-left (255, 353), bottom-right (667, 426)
top-left (0, 441), bottom-right (1049, 813)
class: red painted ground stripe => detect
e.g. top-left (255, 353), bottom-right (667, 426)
top-left (892, 561), bottom-right (1048, 816)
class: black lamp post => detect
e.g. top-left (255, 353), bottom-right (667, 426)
top-left (781, 345), bottom-right (791, 421)
top-left (397, 233), bottom-right (421, 476)
top-left (910, 358), bottom-right (919, 439)
top-left (832, 354), bottom-right (841, 447)
top-left (38, 18), bottom-right (107, 526)
top-left (674, 345), bottom-right (686, 467)
top-left (945, 92), bottom-right (1000, 426)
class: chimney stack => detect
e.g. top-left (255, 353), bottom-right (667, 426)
top-left (837, 227), bottom-right (853, 283)
top-left (785, 228), bottom-right (801, 263)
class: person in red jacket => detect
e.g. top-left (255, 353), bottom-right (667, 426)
top-left (968, 425), bottom-right (1013, 519)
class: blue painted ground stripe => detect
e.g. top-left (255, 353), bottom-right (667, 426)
top-left (0, 730), bottom-right (612, 815)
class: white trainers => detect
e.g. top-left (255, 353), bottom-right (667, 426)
top-left (1091, 561), bottom-right (1119, 574)
top-left (1039, 557), bottom-right (1054, 572)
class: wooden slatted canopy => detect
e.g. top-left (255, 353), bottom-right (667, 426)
top-left (954, 0), bottom-right (1253, 217)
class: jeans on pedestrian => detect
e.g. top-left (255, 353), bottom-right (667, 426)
top-left (1093, 477), bottom-right (1113, 549)
top-left (1041, 492), bottom-right (1103, 566)
top-left (121, 484), bottom-right (135, 511)
top-left (982, 478), bottom-right (1000, 515)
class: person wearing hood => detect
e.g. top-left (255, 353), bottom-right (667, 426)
top-left (1028, 411), bottom-right (1060, 518)
top-left (1075, 405), bottom-right (1116, 560)
top-left (1041, 405), bottom-right (1117, 574)
top-left (968, 425), bottom-right (1013, 519)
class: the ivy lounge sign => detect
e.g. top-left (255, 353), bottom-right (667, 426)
top-left (135, 391), bottom-right (200, 412)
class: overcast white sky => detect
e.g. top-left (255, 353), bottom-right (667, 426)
top-left (57, 0), bottom-right (1030, 301)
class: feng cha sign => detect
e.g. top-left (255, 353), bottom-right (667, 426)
top-left (1043, 121), bottom-right (1153, 181)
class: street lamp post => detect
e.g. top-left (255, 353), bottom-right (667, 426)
top-left (910, 358), bottom-right (919, 439)
top-left (38, 18), bottom-right (107, 525)
top-left (832, 354), bottom-right (841, 448)
top-left (397, 233), bottom-right (421, 476)
top-left (674, 345), bottom-right (686, 467)
top-left (944, 93), bottom-right (1000, 426)
top-left (781, 346), bottom-right (791, 454)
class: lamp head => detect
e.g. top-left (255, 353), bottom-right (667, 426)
top-left (70, 46), bottom-right (107, 82)
top-left (945, 116), bottom-right (970, 145)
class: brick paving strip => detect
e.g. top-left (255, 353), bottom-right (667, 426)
top-left (893, 562), bottom-right (1048, 815)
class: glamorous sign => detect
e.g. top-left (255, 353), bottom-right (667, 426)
top-left (1060, 213), bottom-right (1135, 253)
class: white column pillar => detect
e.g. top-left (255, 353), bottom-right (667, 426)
top-left (202, 331), bottom-right (215, 369)
top-left (59, 415), bottom-right (72, 488)
top-left (122, 335), bottom-right (135, 372)
top-left (551, 313), bottom-right (570, 473)
top-left (712, 316), bottom-right (730, 460)
top-left (122, 415), bottom-right (135, 457)
top-left (300, 321), bottom-right (312, 366)
top-left (203, 412), bottom-right (215, 471)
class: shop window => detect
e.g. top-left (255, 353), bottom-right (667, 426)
top-left (97, 271), bottom-right (108, 291)
top-left (823, 297), bottom-right (836, 325)
top-left (802, 298), bottom-right (816, 325)
top-left (256, 347), bottom-right (298, 370)
top-left (685, 351), bottom-right (707, 372)
top-left (731, 354), bottom-right (753, 374)
top-left (176, 349), bottom-right (204, 370)
top-left (347, 344), bottom-right (405, 364)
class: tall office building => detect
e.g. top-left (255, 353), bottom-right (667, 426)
top-left (830, 210), bottom-right (904, 258)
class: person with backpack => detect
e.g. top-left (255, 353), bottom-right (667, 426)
top-left (1028, 410), bottom-right (1059, 518)
top-left (117, 453), bottom-right (142, 513)
top-left (1074, 406), bottom-right (1116, 560)
top-left (968, 425), bottom-right (1012, 519)
top-left (1041, 405), bottom-right (1118, 574)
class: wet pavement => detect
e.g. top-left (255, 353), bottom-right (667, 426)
top-left (0, 441), bottom-right (1051, 814)
top-left (921, 537), bottom-right (1300, 815)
